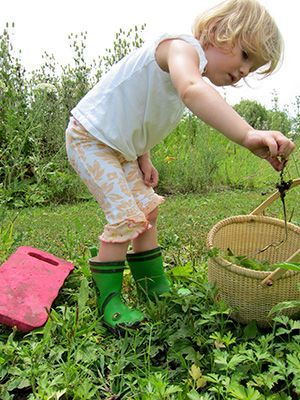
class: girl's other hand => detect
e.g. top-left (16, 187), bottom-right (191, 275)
top-left (242, 129), bottom-right (295, 171)
top-left (138, 153), bottom-right (159, 187)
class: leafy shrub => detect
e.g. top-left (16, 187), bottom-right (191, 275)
top-left (267, 109), bottom-right (291, 134)
top-left (234, 99), bottom-right (269, 129)
top-left (0, 24), bottom-right (146, 207)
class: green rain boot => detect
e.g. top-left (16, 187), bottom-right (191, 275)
top-left (89, 259), bottom-right (144, 330)
top-left (126, 247), bottom-right (171, 300)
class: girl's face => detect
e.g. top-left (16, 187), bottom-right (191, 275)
top-left (203, 43), bottom-right (260, 86)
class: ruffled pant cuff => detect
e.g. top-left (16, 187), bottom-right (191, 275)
top-left (99, 194), bottom-right (165, 243)
top-left (99, 218), bottom-right (152, 243)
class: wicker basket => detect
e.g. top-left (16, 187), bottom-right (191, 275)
top-left (207, 178), bottom-right (300, 328)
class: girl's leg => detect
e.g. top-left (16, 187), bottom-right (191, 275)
top-left (121, 161), bottom-right (163, 252)
top-left (97, 240), bottom-right (130, 262)
top-left (65, 119), bottom-right (147, 329)
top-left (120, 163), bottom-right (170, 298)
top-left (66, 119), bottom-right (151, 246)
top-left (132, 207), bottom-right (159, 253)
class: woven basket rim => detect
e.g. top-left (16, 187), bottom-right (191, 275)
top-left (207, 214), bottom-right (300, 279)
top-left (208, 214), bottom-right (300, 236)
top-left (208, 256), bottom-right (299, 279)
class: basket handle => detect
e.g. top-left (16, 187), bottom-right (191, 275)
top-left (261, 248), bottom-right (300, 286)
top-left (250, 178), bottom-right (300, 216)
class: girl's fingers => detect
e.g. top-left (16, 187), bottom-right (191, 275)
top-left (151, 168), bottom-right (159, 187)
top-left (263, 136), bottom-right (278, 158)
top-left (278, 140), bottom-right (295, 160)
top-left (266, 156), bottom-right (283, 171)
top-left (273, 132), bottom-right (295, 159)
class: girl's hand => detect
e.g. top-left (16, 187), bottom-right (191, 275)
top-left (138, 153), bottom-right (159, 187)
top-left (242, 129), bottom-right (295, 171)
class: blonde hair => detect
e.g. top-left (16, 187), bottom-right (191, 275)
top-left (193, 0), bottom-right (283, 75)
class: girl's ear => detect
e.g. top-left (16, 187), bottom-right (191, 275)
top-left (198, 31), bottom-right (208, 48)
top-left (200, 26), bottom-right (218, 49)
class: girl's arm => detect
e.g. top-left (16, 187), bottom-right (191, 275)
top-left (156, 39), bottom-right (295, 170)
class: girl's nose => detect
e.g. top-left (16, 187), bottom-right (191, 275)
top-left (240, 63), bottom-right (251, 77)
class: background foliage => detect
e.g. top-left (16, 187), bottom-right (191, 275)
top-left (0, 23), bottom-right (299, 208)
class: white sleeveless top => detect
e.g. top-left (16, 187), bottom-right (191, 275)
top-left (71, 34), bottom-right (207, 161)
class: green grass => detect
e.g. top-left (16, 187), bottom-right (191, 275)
top-left (8, 185), bottom-right (299, 259)
top-left (1, 185), bottom-right (300, 399)
top-left (8, 190), bottom-right (263, 259)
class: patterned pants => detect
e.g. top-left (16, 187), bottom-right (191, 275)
top-left (65, 117), bottom-right (164, 243)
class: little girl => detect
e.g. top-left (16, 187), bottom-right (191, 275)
top-left (66, 0), bottom-right (295, 330)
